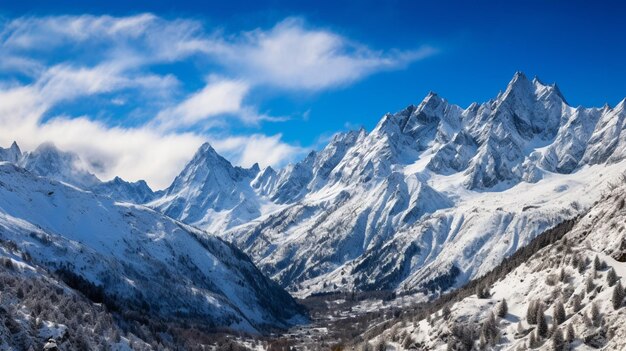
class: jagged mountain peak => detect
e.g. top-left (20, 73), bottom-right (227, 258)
top-left (194, 142), bottom-right (229, 164)
top-left (502, 72), bottom-right (566, 105)
top-left (0, 141), bottom-right (161, 203)
top-left (501, 71), bottom-right (535, 101)
top-left (0, 141), bottom-right (22, 164)
top-left (152, 141), bottom-right (263, 231)
top-left (9, 140), bottom-right (20, 152)
top-left (420, 91), bottom-right (444, 106)
top-left (168, 142), bottom-right (258, 194)
top-left (249, 162), bottom-right (261, 174)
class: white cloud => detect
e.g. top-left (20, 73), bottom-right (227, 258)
top-left (0, 13), bottom-right (433, 188)
top-left (0, 95), bottom-right (299, 189)
top-left (154, 77), bottom-right (250, 130)
top-left (210, 134), bottom-right (306, 168)
top-left (202, 18), bottom-right (436, 90)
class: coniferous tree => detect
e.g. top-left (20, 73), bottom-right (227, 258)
top-left (590, 302), bottom-right (601, 327)
top-left (612, 281), bottom-right (624, 310)
top-left (442, 305), bottom-right (452, 320)
top-left (586, 275), bottom-right (595, 293)
top-left (565, 324), bottom-right (575, 342)
top-left (551, 328), bottom-right (565, 351)
top-left (480, 312), bottom-right (499, 347)
top-left (607, 267), bottom-right (618, 287)
top-left (577, 258), bottom-right (586, 274)
top-left (497, 299), bottom-right (508, 318)
top-left (537, 306), bottom-right (548, 338)
top-left (476, 285), bottom-right (490, 299)
top-left (528, 331), bottom-right (538, 348)
top-left (527, 300), bottom-right (538, 325)
top-left (571, 294), bottom-right (582, 313)
top-left (559, 268), bottom-right (568, 283)
top-left (553, 300), bottom-right (566, 325)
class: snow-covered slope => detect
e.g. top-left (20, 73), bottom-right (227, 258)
top-left (367, 180), bottom-right (626, 350)
top-left (0, 162), bottom-right (303, 333)
top-left (0, 243), bottom-right (154, 350)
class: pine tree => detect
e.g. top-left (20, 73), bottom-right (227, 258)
top-left (559, 268), bottom-right (567, 283)
top-left (497, 299), bottom-right (508, 318)
top-left (594, 255), bottom-right (601, 271)
top-left (586, 275), bottom-right (595, 293)
top-left (590, 302), bottom-right (601, 327)
top-left (612, 281), bottom-right (624, 310)
top-left (527, 300), bottom-right (538, 325)
top-left (480, 312), bottom-right (499, 346)
top-left (565, 324), bottom-right (575, 342)
top-left (442, 305), bottom-right (452, 320)
top-left (553, 300), bottom-right (566, 325)
top-left (577, 258), bottom-right (586, 273)
top-left (607, 267), bottom-right (618, 287)
top-left (537, 306), bottom-right (548, 338)
top-left (551, 328), bottom-right (565, 351)
top-left (571, 294), bottom-right (582, 312)
top-left (476, 284), bottom-right (490, 299)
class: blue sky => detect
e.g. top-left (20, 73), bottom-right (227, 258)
top-left (0, 0), bottom-right (624, 188)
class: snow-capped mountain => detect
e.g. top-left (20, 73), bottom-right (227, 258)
top-left (19, 142), bottom-right (101, 189)
top-left (0, 162), bottom-right (303, 333)
top-left (366, 180), bottom-right (626, 350)
top-left (148, 143), bottom-right (263, 232)
top-left (151, 72), bottom-right (626, 298)
top-left (0, 141), bottom-right (157, 203)
top-left (0, 141), bottom-right (22, 164)
top-left (91, 176), bottom-right (158, 204)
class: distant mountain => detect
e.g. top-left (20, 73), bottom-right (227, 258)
top-left (91, 176), bottom-right (157, 204)
top-left (0, 162), bottom-right (303, 333)
top-left (0, 141), bottom-right (157, 203)
top-left (151, 72), bottom-right (626, 298)
top-left (20, 142), bottom-right (102, 189)
top-left (0, 141), bottom-right (22, 163)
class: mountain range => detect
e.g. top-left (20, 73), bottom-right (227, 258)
top-left (144, 72), bottom-right (626, 297)
top-left (1, 72), bottom-right (625, 348)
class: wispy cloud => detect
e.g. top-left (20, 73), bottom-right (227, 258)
top-left (153, 77), bottom-right (251, 131)
top-left (201, 18), bottom-right (436, 90)
top-left (0, 13), bottom-right (433, 188)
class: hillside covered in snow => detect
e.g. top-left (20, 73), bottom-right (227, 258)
top-left (0, 161), bottom-right (304, 343)
top-left (362, 178), bottom-right (626, 350)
